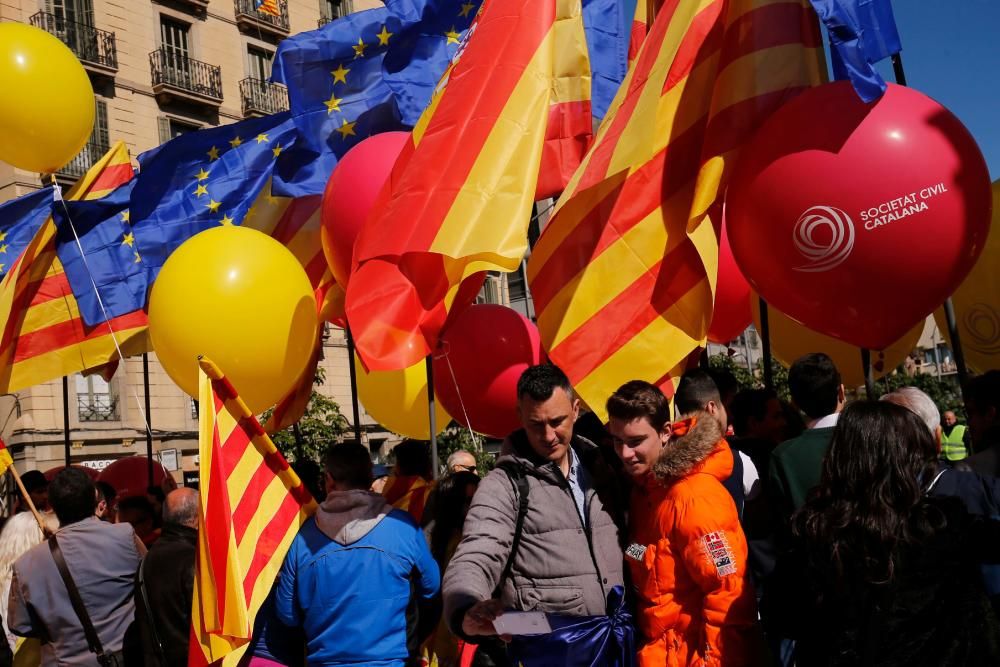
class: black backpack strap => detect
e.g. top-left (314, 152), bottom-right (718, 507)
top-left (492, 462), bottom-right (530, 599)
top-left (48, 536), bottom-right (108, 664)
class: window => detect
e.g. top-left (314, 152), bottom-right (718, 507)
top-left (157, 116), bottom-right (199, 144)
top-left (247, 45), bottom-right (274, 82)
top-left (320, 0), bottom-right (352, 21)
top-left (76, 374), bottom-right (118, 422)
top-left (159, 16), bottom-right (191, 86)
top-left (46, 0), bottom-right (94, 27)
top-left (93, 100), bottom-right (109, 148)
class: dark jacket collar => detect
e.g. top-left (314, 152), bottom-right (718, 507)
top-left (500, 429), bottom-right (602, 484)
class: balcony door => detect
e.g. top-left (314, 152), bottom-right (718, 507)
top-left (160, 17), bottom-right (192, 89)
top-left (247, 46), bottom-right (273, 83)
top-left (46, 0), bottom-right (97, 62)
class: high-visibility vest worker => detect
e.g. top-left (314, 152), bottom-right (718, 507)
top-left (941, 423), bottom-right (968, 461)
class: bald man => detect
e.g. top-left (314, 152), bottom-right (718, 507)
top-left (446, 449), bottom-right (478, 475)
top-left (132, 487), bottom-right (199, 666)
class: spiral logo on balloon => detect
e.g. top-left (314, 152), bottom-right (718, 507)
top-left (964, 303), bottom-right (1000, 355)
top-left (792, 206), bottom-right (856, 273)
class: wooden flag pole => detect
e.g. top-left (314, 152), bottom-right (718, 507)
top-left (9, 468), bottom-right (50, 537)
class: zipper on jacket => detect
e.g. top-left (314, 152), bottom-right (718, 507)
top-left (558, 475), bottom-right (606, 599)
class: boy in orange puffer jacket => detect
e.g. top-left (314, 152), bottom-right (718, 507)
top-left (607, 380), bottom-right (759, 667)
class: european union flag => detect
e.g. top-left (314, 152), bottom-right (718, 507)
top-left (131, 111), bottom-right (297, 271)
top-left (53, 180), bottom-right (146, 327)
top-left (807, 0), bottom-right (901, 102)
top-left (270, 1), bottom-right (483, 196)
top-left (0, 187), bottom-right (55, 280)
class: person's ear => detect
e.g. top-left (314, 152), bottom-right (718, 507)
top-left (837, 384), bottom-right (846, 405)
top-left (571, 398), bottom-right (580, 422)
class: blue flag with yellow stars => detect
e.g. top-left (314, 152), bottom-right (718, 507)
top-left (130, 111), bottom-right (296, 269)
top-left (0, 186), bottom-right (55, 280)
top-left (270, 1), bottom-right (485, 197)
top-left (53, 180), bottom-right (147, 327)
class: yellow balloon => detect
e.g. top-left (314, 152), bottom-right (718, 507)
top-left (149, 226), bottom-right (317, 413)
top-left (354, 354), bottom-right (451, 439)
top-left (751, 293), bottom-right (923, 387)
top-left (934, 179), bottom-right (1000, 373)
top-left (0, 24), bottom-right (95, 173)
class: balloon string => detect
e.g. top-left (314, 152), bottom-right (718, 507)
top-left (435, 345), bottom-right (482, 450)
top-left (54, 190), bottom-right (155, 449)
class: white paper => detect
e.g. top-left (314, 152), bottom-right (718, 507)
top-left (492, 611), bottom-right (552, 636)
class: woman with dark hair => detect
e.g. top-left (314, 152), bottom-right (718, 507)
top-left (422, 471), bottom-right (480, 666)
top-left (764, 401), bottom-right (1000, 666)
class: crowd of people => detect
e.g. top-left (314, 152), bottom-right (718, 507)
top-left (0, 358), bottom-right (998, 666)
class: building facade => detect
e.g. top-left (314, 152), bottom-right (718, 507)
top-left (0, 0), bottom-right (392, 483)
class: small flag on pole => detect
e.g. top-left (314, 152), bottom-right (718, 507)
top-left (189, 357), bottom-right (316, 666)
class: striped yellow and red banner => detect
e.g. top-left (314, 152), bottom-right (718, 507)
top-left (190, 358), bottom-right (316, 666)
top-left (527, 0), bottom-right (824, 418)
top-left (0, 438), bottom-right (13, 477)
top-left (255, 0), bottom-right (280, 17)
top-left (0, 142), bottom-right (149, 394)
top-left (346, 0), bottom-right (591, 371)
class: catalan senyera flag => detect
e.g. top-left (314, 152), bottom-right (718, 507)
top-left (527, 0), bottom-right (825, 418)
top-left (0, 438), bottom-right (13, 477)
top-left (347, 0), bottom-right (590, 371)
top-left (254, 0), bottom-right (280, 17)
top-left (0, 142), bottom-right (148, 393)
top-left (190, 358), bottom-right (316, 666)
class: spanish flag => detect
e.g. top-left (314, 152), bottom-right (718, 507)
top-left (346, 0), bottom-right (591, 371)
top-left (189, 358), bottom-right (316, 666)
top-left (527, 0), bottom-right (824, 417)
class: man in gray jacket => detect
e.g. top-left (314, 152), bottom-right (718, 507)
top-left (9, 467), bottom-right (144, 666)
top-left (443, 364), bottom-right (625, 642)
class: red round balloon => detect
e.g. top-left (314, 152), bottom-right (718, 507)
top-left (320, 132), bottom-right (410, 288)
top-left (97, 456), bottom-right (177, 501)
top-left (727, 82), bottom-right (992, 350)
top-left (708, 218), bottom-right (752, 344)
top-left (433, 304), bottom-right (544, 438)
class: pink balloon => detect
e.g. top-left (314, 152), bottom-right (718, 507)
top-left (321, 132), bottom-right (411, 288)
top-left (708, 219), bottom-right (752, 344)
top-left (727, 82), bottom-right (991, 350)
top-left (433, 304), bottom-right (544, 438)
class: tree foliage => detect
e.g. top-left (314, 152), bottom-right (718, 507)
top-left (264, 366), bottom-right (351, 464)
top-left (434, 423), bottom-right (496, 476)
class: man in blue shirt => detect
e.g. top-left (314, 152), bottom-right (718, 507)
top-left (276, 441), bottom-right (440, 667)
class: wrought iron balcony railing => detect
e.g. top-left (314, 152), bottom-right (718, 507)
top-left (78, 394), bottom-right (119, 422)
top-left (150, 48), bottom-right (223, 102)
top-left (235, 0), bottom-right (290, 34)
top-left (30, 12), bottom-right (118, 73)
top-left (57, 139), bottom-right (111, 182)
top-left (239, 77), bottom-right (288, 117)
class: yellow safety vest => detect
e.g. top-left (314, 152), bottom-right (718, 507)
top-left (941, 424), bottom-right (967, 461)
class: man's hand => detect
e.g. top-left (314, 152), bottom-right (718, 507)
top-left (462, 599), bottom-right (505, 637)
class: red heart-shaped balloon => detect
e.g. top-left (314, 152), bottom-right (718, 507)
top-left (727, 82), bottom-right (992, 351)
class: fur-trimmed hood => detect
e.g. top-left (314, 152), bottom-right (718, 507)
top-left (653, 411), bottom-right (730, 482)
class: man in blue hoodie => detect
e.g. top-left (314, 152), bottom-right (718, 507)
top-left (276, 441), bottom-right (441, 666)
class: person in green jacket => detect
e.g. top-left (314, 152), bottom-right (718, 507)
top-left (768, 353), bottom-right (845, 520)
top-left (940, 410), bottom-right (968, 461)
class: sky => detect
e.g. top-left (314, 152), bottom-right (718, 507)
top-left (868, 0), bottom-right (1000, 178)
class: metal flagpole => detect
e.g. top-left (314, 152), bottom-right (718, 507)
top-left (889, 53), bottom-right (969, 390)
top-left (143, 354), bottom-right (154, 489)
top-left (861, 349), bottom-right (876, 398)
top-left (426, 356), bottom-right (439, 480)
top-left (345, 328), bottom-right (362, 443)
top-left (62, 377), bottom-right (71, 467)
top-left (758, 297), bottom-right (774, 390)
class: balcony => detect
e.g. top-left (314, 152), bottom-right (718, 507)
top-left (150, 49), bottom-right (223, 108)
top-left (30, 12), bottom-right (117, 78)
top-left (235, 0), bottom-right (290, 37)
top-left (78, 394), bottom-right (119, 422)
top-left (55, 139), bottom-right (111, 186)
top-left (239, 77), bottom-right (288, 117)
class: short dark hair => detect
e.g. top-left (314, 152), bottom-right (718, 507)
top-left (324, 442), bottom-right (373, 490)
top-left (392, 439), bottom-right (432, 478)
top-left (788, 353), bottom-right (842, 419)
top-left (96, 481), bottom-right (116, 505)
top-left (117, 496), bottom-right (154, 523)
top-left (20, 470), bottom-right (48, 494)
top-left (674, 370), bottom-right (722, 417)
top-left (965, 370), bottom-right (1000, 417)
top-left (707, 368), bottom-right (739, 402)
top-left (606, 380), bottom-right (670, 430)
top-left (730, 389), bottom-right (778, 437)
top-left (49, 468), bottom-right (98, 526)
top-left (517, 364), bottom-right (572, 402)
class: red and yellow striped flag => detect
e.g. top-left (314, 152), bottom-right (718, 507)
top-left (527, 0), bottom-right (824, 418)
top-left (254, 0), bottom-right (280, 17)
top-left (0, 438), bottom-right (13, 477)
top-left (190, 358), bottom-right (316, 666)
top-left (0, 142), bottom-right (148, 393)
top-left (346, 0), bottom-right (591, 371)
